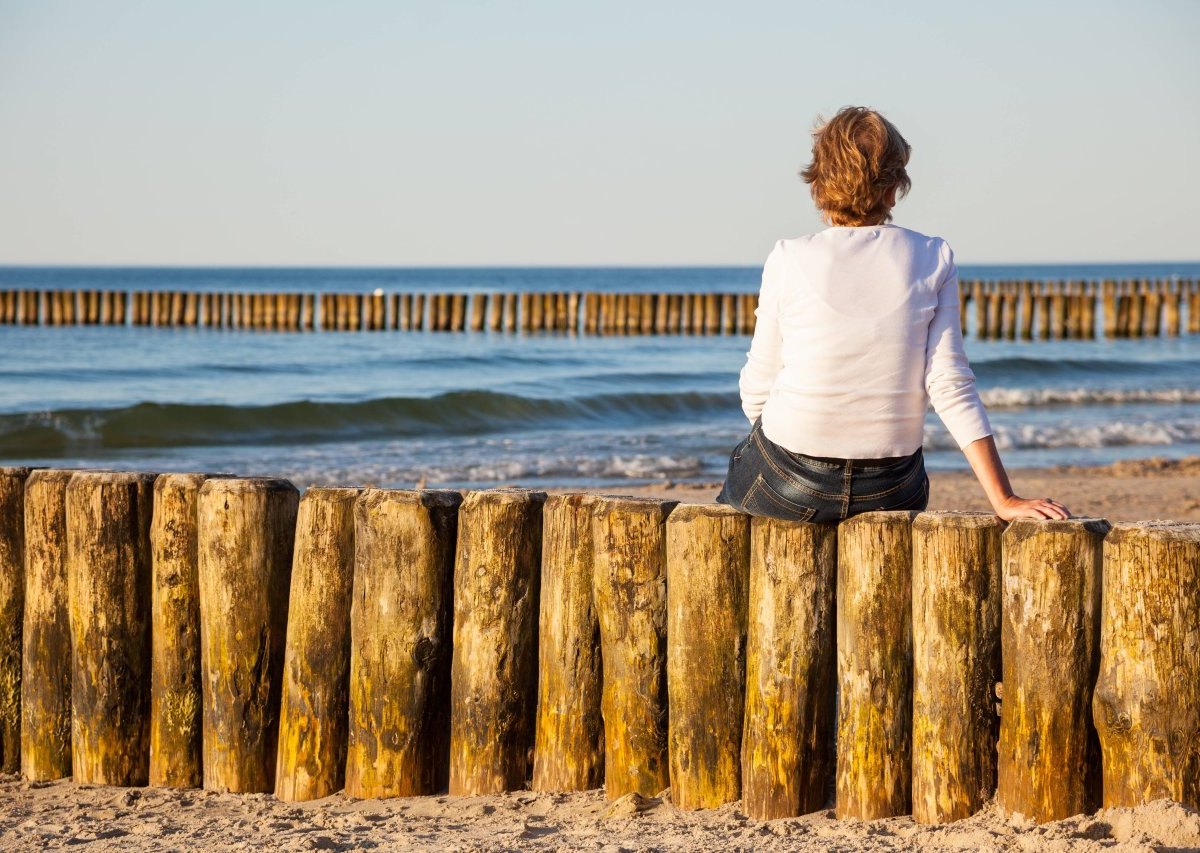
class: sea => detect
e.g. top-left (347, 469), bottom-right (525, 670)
top-left (2, 263), bottom-right (1199, 490)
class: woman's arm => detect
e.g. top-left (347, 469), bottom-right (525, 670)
top-left (738, 241), bottom-right (786, 423)
top-left (962, 435), bottom-right (1070, 520)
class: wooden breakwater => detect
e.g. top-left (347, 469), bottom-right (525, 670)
top-left (1, 278), bottom-right (1198, 338)
top-left (1, 465), bottom-right (1198, 824)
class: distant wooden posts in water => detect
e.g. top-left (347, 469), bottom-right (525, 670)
top-left (3, 277), bottom-right (1195, 337)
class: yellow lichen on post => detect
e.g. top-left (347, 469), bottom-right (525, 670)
top-left (590, 496), bottom-right (677, 799)
top-left (0, 467), bottom-right (32, 772)
top-left (665, 503), bottom-right (750, 810)
top-left (448, 489), bottom-right (546, 795)
top-left (835, 511), bottom-right (918, 820)
top-left (150, 473), bottom-right (209, 788)
top-left (198, 477), bottom-right (299, 793)
top-left (532, 494), bottom-right (604, 792)
top-left (275, 487), bottom-right (360, 802)
top-left (345, 489), bottom-right (461, 798)
top-left (741, 516), bottom-right (837, 820)
top-left (911, 511), bottom-right (1003, 824)
top-left (21, 469), bottom-right (76, 781)
top-left (65, 471), bottom-right (155, 785)
top-left (1093, 522), bottom-right (1200, 809)
top-left (998, 517), bottom-right (1109, 822)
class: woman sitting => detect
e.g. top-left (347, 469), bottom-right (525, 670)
top-left (716, 106), bottom-right (1068, 523)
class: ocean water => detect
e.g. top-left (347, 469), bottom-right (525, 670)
top-left (2, 264), bottom-right (1199, 490)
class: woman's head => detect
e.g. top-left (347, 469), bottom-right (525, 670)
top-left (800, 106), bottom-right (911, 227)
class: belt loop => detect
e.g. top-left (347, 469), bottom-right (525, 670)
top-left (840, 458), bottom-right (852, 519)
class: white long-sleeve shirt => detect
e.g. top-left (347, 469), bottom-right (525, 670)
top-left (739, 224), bottom-right (993, 458)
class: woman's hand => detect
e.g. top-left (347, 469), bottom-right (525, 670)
top-left (994, 493), bottom-right (1071, 521)
top-left (962, 436), bottom-right (1073, 520)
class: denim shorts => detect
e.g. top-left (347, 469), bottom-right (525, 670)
top-left (715, 418), bottom-right (929, 523)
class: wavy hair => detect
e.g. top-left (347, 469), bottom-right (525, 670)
top-left (800, 107), bottom-right (912, 227)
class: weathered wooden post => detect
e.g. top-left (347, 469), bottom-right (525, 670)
top-left (21, 469), bottom-right (76, 781)
top-left (532, 494), bottom-right (604, 791)
top-left (469, 293), bottom-right (487, 332)
top-left (591, 496), bottom-right (676, 799)
top-left (197, 477), bottom-right (298, 793)
top-left (665, 504), bottom-right (749, 809)
top-left (65, 471), bottom-right (154, 785)
top-left (448, 489), bottom-right (546, 795)
top-left (836, 511), bottom-right (917, 820)
top-left (0, 468), bottom-right (31, 772)
top-left (346, 489), bottom-right (460, 798)
top-left (911, 511), bottom-right (1003, 824)
top-left (741, 516), bottom-right (836, 820)
top-left (486, 292), bottom-right (503, 331)
top-left (412, 293), bottom-right (427, 331)
top-left (348, 489), bottom-right (463, 796)
top-left (275, 487), bottom-right (360, 802)
top-left (997, 517), bottom-right (1108, 822)
top-left (1093, 522), bottom-right (1200, 809)
top-left (149, 473), bottom-right (209, 788)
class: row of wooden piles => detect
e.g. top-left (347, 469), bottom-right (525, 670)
top-left (0, 289), bottom-right (758, 334)
top-left (963, 279), bottom-right (1200, 339)
top-left (1, 467), bottom-right (1197, 824)
top-left (3, 279), bottom-right (1197, 337)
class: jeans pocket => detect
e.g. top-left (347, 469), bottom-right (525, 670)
top-left (741, 474), bottom-right (818, 522)
top-left (891, 472), bottom-right (930, 511)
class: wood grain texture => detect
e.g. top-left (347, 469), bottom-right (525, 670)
top-left (150, 473), bottom-right (210, 788)
top-left (532, 494), bottom-right (604, 792)
top-left (591, 496), bottom-right (677, 799)
top-left (1093, 521), bottom-right (1200, 809)
top-left (198, 477), bottom-right (298, 793)
top-left (21, 469), bottom-right (76, 781)
top-left (997, 517), bottom-right (1109, 822)
top-left (740, 516), bottom-right (837, 820)
top-left (275, 487), bottom-right (360, 802)
top-left (344, 489), bottom-right (460, 798)
top-left (65, 471), bottom-right (155, 785)
top-left (911, 511), bottom-right (1003, 824)
top-left (835, 511), bottom-right (918, 820)
top-left (0, 467), bottom-right (32, 772)
top-left (448, 489), bottom-right (546, 795)
top-left (665, 503), bottom-right (749, 809)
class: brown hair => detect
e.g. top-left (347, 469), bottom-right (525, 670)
top-left (800, 106), bottom-right (912, 227)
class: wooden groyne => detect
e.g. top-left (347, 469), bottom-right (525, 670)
top-left (0, 278), bottom-right (1197, 338)
top-left (3, 465), bottom-right (1199, 823)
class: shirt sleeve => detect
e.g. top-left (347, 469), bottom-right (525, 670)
top-left (924, 242), bottom-right (994, 448)
top-left (738, 240), bottom-right (786, 424)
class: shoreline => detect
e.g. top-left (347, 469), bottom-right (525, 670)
top-left (547, 454), bottom-right (1200, 523)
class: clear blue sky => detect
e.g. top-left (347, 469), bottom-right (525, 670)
top-left (1, 0), bottom-right (1197, 266)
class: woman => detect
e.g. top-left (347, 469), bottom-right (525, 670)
top-left (716, 106), bottom-right (1069, 523)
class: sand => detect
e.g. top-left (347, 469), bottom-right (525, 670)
top-left (605, 454), bottom-right (1200, 523)
top-left (2, 775), bottom-right (1200, 852)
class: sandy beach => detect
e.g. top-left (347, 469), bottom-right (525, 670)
top-left (604, 455), bottom-right (1200, 523)
top-left (2, 775), bottom-right (1199, 852)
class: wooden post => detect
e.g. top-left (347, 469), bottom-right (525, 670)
top-left (486, 292), bottom-right (503, 331)
top-left (345, 489), bottom-right (460, 798)
top-left (638, 293), bottom-right (655, 334)
top-left (450, 293), bottom-right (467, 331)
top-left (197, 478), bottom-right (299, 793)
top-left (836, 511), bottom-right (916, 820)
top-left (591, 496), bottom-right (677, 799)
top-left (448, 489), bottom-right (546, 795)
top-left (669, 293), bottom-right (684, 334)
top-left (1001, 283), bottom-right (1018, 339)
top-left (1145, 282), bottom-right (1163, 337)
top-left (911, 512), bottom-right (1003, 824)
top-left (532, 494), bottom-right (604, 792)
top-left (529, 292), bottom-right (545, 332)
top-left (998, 518), bottom-right (1108, 822)
top-left (1081, 282), bottom-right (1097, 339)
top-left (1165, 281), bottom-right (1182, 337)
top-left (987, 284), bottom-right (1004, 339)
top-left (1093, 522), bottom-right (1200, 809)
top-left (567, 291), bottom-right (581, 333)
top-left (275, 487), bottom-right (360, 802)
top-left (21, 469), bottom-right (76, 781)
top-left (665, 504), bottom-right (750, 809)
top-left (65, 471), bottom-right (154, 785)
top-left (412, 293), bottom-right (427, 331)
top-left (149, 473), bottom-right (209, 788)
top-left (741, 516), bottom-right (836, 820)
top-left (501, 292), bottom-right (516, 332)
top-left (0, 468), bottom-right (31, 772)
top-left (583, 292), bottom-right (599, 334)
top-left (469, 293), bottom-right (487, 332)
